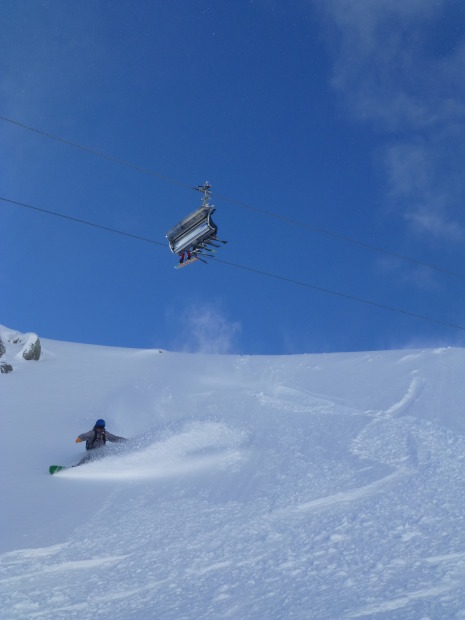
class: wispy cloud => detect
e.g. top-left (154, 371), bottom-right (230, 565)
top-left (374, 255), bottom-right (442, 293)
top-left (383, 142), bottom-right (464, 242)
top-left (317, 0), bottom-right (465, 243)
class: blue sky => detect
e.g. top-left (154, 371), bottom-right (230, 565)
top-left (2, 0), bottom-right (465, 354)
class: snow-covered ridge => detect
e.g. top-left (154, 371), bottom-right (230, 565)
top-left (2, 329), bottom-right (465, 619)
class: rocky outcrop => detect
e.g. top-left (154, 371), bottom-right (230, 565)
top-left (0, 327), bottom-right (42, 373)
top-left (21, 335), bottom-right (41, 361)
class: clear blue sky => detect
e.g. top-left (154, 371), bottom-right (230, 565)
top-left (2, 0), bottom-right (465, 354)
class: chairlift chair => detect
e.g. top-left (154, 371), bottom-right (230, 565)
top-left (166, 182), bottom-right (225, 264)
top-left (166, 204), bottom-right (218, 255)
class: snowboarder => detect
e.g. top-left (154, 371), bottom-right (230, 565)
top-left (75, 419), bottom-right (126, 463)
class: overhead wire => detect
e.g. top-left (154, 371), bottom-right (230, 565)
top-left (0, 196), bottom-right (167, 247)
top-left (212, 256), bottom-right (465, 333)
top-left (213, 193), bottom-right (465, 282)
top-left (0, 115), bottom-right (192, 192)
top-left (2, 195), bottom-right (465, 334)
top-left (2, 113), bottom-right (465, 282)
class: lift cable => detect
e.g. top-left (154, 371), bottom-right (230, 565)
top-left (2, 195), bottom-right (465, 334)
top-left (0, 115), bottom-right (192, 192)
top-left (0, 196), bottom-right (167, 248)
top-left (211, 255), bottom-right (465, 333)
top-left (1, 114), bottom-right (465, 282)
top-left (212, 193), bottom-right (465, 282)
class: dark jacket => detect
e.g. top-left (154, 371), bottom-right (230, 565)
top-left (76, 428), bottom-right (126, 450)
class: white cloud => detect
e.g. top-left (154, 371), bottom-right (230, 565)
top-left (382, 142), bottom-right (464, 242)
top-left (405, 211), bottom-right (463, 243)
top-left (316, 0), bottom-right (465, 243)
top-left (374, 255), bottom-right (442, 293)
top-left (320, 0), bottom-right (447, 126)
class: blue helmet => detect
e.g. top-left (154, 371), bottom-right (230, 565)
top-left (95, 419), bottom-right (106, 429)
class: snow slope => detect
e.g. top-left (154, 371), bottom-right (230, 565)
top-left (2, 327), bottom-right (465, 619)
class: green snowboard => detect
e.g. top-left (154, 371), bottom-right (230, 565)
top-left (49, 465), bottom-right (67, 475)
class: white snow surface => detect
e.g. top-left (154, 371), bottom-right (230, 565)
top-left (2, 326), bottom-right (465, 619)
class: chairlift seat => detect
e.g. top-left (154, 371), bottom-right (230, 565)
top-left (166, 206), bottom-right (218, 254)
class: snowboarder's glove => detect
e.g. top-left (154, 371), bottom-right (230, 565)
top-left (75, 437), bottom-right (83, 443)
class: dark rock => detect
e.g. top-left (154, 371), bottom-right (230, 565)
top-left (22, 336), bottom-right (41, 361)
